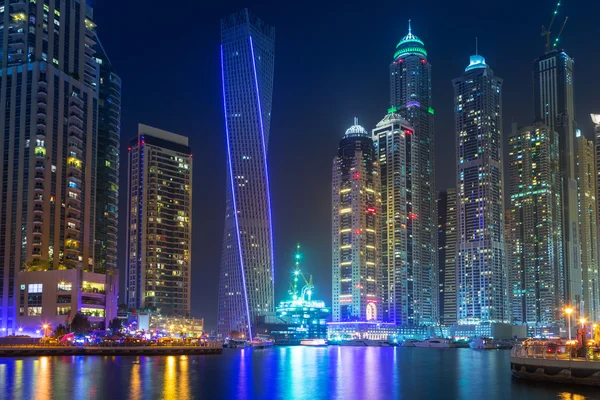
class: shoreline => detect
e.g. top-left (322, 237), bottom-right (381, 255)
top-left (0, 345), bottom-right (223, 357)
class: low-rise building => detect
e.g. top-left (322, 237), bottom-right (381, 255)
top-left (16, 269), bottom-right (118, 336)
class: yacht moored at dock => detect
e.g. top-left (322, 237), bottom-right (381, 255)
top-left (300, 339), bottom-right (327, 347)
top-left (469, 337), bottom-right (496, 350)
top-left (414, 338), bottom-right (455, 348)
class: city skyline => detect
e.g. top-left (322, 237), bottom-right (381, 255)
top-left (72, 1), bottom-right (600, 329)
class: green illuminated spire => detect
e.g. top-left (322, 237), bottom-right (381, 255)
top-left (394, 20), bottom-right (427, 60)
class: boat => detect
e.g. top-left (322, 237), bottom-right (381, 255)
top-left (401, 339), bottom-right (421, 347)
top-left (469, 337), bottom-right (496, 350)
top-left (510, 340), bottom-right (600, 386)
top-left (250, 339), bottom-right (274, 349)
top-left (226, 339), bottom-right (251, 349)
top-left (414, 338), bottom-right (455, 348)
top-left (339, 339), bottom-right (393, 347)
top-left (300, 339), bottom-right (327, 347)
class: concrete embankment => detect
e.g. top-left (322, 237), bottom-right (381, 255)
top-left (0, 345), bottom-right (223, 357)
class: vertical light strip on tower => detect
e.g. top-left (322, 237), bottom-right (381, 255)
top-left (220, 45), bottom-right (252, 339)
top-left (249, 36), bottom-right (276, 282)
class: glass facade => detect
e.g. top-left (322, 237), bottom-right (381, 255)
top-left (126, 125), bottom-right (192, 316)
top-left (93, 36), bottom-right (121, 274)
top-left (217, 9), bottom-right (275, 339)
top-left (437, 188), bottom-right (457, 325)
top-left (453, 54), bottom-right (508, 324)
top-left (533, 50), bottom-right (581, 311)
top-left (332, 121), bottom-right (381, 322)
top-left (389, 23), bottom-right (437, 325)
top-left (0, 0), bottom-right (100, 334)
top-left (508, 123), bottom-right (563, 326)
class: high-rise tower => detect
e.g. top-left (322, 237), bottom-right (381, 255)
top-left (454, 53), bottom-right (508, 324)
top-left (372, 112), bottom-right (411, 324)
top-left (126, 124), bottom-right (193, 316)
top-left (575, 133), bottom-right (599, 322)
top-left (218, 10), bottom-right (275, 339)
top-left (93, 36), bottom-right (121, 273)
top-left (437, 189), bottom-right (457, 326)
top-left (389, 21), bottom-right (437, 325)
top-left (332, 120), bottom-right (381, 322)
top-left (533, 49), bottom-right (581, 312)
top-left (508, 123), bottom-right (563, 326)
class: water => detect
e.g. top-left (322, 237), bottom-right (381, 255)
top-left (0, 347), bottom-right (598, 399)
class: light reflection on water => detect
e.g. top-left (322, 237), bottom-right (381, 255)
top-left (0, 348), bottom-right (599, 399)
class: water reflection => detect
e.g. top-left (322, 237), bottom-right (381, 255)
top-left (0, 349), bottom-right (599, 399)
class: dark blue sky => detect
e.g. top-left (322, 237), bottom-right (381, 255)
top-left (91, 0), bottom-right (600, 330)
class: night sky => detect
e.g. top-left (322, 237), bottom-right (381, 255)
top-left (90, 0), bottom-right (600, 330)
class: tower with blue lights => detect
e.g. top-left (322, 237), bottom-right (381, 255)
top-left (453, 53), bottom-right (508, 324)
top-left (218, 9), bottom-right (275, 340)
top-left (389, 21), bottom-right (437, 325)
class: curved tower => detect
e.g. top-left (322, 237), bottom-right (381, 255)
top-left (389, 22), bottom-right (437, 325)
top-left (218, 10), bottom-right (275, 339)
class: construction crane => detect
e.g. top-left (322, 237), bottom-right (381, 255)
top-left (288, 243), bottom-right (315, 303)
top-left (541, 1), bottom-right (568, 53)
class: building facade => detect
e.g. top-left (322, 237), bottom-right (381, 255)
top-left (371, 112), bottom-right (413, 324)
top-left (16, 269), bottom-right (118, 336)
top-left (217, 9), bottom-right (275, 339)
top-left (93, 36), bottom-right (121, 274)
top-left (575, 133), bottom-right (599, 322)
top-left (0, 0), bottom-right (108, 333)
top-left (533, 50), bottom-right (581, 311)
top-left (507, 123), bottom-right (563, 326)
top-left (437, 189), bottom-right (457, 325)
top-left (332, 120), bottom-right (381, 322)
top-left (388, 21), bottom-right (437, 325)
top-left (126, 124), bottom-right (192, 316)
top-left (453, 54), bottom-right (508, 324)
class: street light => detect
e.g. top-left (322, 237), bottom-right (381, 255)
top-left (42, 324), bottom-right (49, 345)
top-left (580, 318), bottom-right (586, 329)
top-left (565, 307), bottom-right (574, 340)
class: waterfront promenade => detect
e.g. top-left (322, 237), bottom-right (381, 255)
top-left (0, 342), bottom-right (223, 357)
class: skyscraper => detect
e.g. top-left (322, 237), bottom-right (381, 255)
top-left (508, 123), bottom-right (563, 326)
top-left (593, 114), bottom-right (600, 224)
top-left (454, 53), bottom-right (508, 324)
top-left (0, 1), bottom-right (108, 333)
top-left (126, 124), bottom-right (192, 316)
top-left (389, 21), bottom-right (437, 325)
top-left (533, 50), bottom-right (581, 311)
top-left (93, 36), bottom-right (121, 273)
top-left (437, 189), bottom-right (457, 326)
top-left (575, 133), bottom-right (599, 322)
top-left (332, 120), bottom-right (381, 322)
top-left (372, 112), bottom-right (411, 324)
top-left (218, 10), bottom-right (275, 339)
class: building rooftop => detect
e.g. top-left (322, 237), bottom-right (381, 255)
top-left (394, 20), bottom-right (427, 60)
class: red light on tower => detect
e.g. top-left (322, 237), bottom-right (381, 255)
top-left (353, 173), bottom-right (360, 179)
top-left (367, 207), bottom-right (376, 213)
top-left (355, 229), bottom-right (361, 235)
top-left (409, 213), bottom-right (417, 220)
top-left (404, 129), bottom-right (413, 135)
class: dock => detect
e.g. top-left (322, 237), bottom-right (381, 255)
top-left (0, 344), bottom-right (223, 357)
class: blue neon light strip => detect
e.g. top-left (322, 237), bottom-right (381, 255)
top-left (220, 44), bottom-right (253, 340)
top-left (249, 36), bottom-right (276, 284)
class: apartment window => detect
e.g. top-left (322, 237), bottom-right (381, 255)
top-left (57, 306), bottom-right (71, 316)
top-left (28, 307), bottom-right (42, 316)
top-left (28, 283), bottom-right (42, 293)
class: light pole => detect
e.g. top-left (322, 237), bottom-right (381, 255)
top-left (565, 307), bottom-right (574, 340)
top-left (42, 324), bottom-right (49, 345)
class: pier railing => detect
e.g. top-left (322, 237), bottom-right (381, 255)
top-left (511, 344), bottom-right (600, 362)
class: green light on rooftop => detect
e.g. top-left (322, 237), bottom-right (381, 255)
top-left (387, 106), bottom-right (398, 114)
top-left (428, 107), bottom-right (434, 115)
